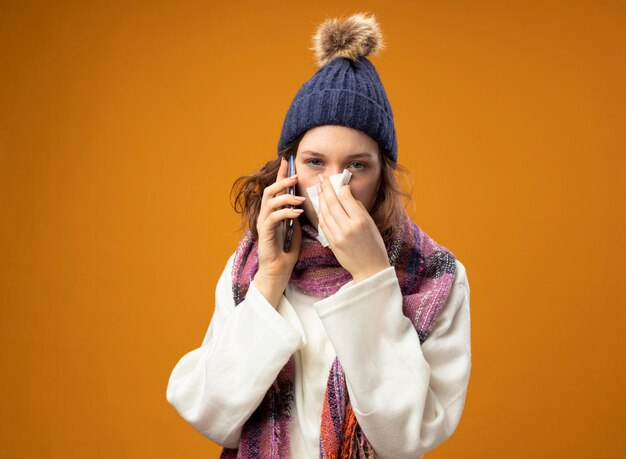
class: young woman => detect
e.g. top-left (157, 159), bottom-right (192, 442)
top-left (166, 13), bottom-right (471, 459)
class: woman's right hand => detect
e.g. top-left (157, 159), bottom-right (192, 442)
top-left (253, 157), bottom-right (305, 307)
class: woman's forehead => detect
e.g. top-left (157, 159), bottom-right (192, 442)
top-left (297, 125), bottom-right (379, 153)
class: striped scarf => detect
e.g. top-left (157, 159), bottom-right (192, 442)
top-left (221, 210), bottom-right (456, 459)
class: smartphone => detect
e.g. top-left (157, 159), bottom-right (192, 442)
top-left (283, 152), bottom-right (296, 252)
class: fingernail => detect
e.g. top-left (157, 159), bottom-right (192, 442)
top-left (295, 196), bottom-right (306, 201)
top-left (289, 173), bottom-right (298, 179)
top-left (318, 174), bottom-right (324, 183)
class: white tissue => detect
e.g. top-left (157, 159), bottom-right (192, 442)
top-left (305, 169), bottom-right (352, 247)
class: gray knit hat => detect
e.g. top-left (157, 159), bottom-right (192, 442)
top-left (277, 13), bottom-right (398, 162)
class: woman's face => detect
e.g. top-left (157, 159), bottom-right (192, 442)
top-left (294, 125), bottom-right (382, 228)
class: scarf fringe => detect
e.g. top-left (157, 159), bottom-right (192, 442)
top-left (341, 404), bottom-right (359, 459)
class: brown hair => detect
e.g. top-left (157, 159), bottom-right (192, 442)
top-left (230, 132), bottom-right (414, 245)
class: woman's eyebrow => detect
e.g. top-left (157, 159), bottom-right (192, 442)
top-left (299, 150), bottom-right (375, 159)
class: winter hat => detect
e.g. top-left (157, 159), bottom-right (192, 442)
top-left (277, 12), bottom-right (399, 162)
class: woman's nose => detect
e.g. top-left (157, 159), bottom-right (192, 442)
top-left (324, 166), bottom-right (343, 177)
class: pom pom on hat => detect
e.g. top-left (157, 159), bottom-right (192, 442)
top-left (310, 12), bottom-right (385, 67)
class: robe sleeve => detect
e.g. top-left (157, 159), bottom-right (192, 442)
top-left (166, 253), bottom-right (305, 448)
top-left (314, 259), bottom-right (471, 459)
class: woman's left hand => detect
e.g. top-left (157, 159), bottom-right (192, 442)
top-left (317, 177), bottom-right (391, 284)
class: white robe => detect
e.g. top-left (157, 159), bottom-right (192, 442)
top-left (166, 252), bottom-right (471, 458)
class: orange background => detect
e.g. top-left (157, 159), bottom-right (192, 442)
top-left (1, 1), bottom-right (624, 457)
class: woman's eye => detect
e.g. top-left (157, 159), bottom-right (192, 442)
top-left (305, 159), bottom-right (365, 169)
top-left (349, 162), bottom-right (365, 169)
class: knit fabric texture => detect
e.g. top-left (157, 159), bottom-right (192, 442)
top-left (220, 210), bottom-right (456, 458)
top-left (277, 56), bottom-right (398, 163)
